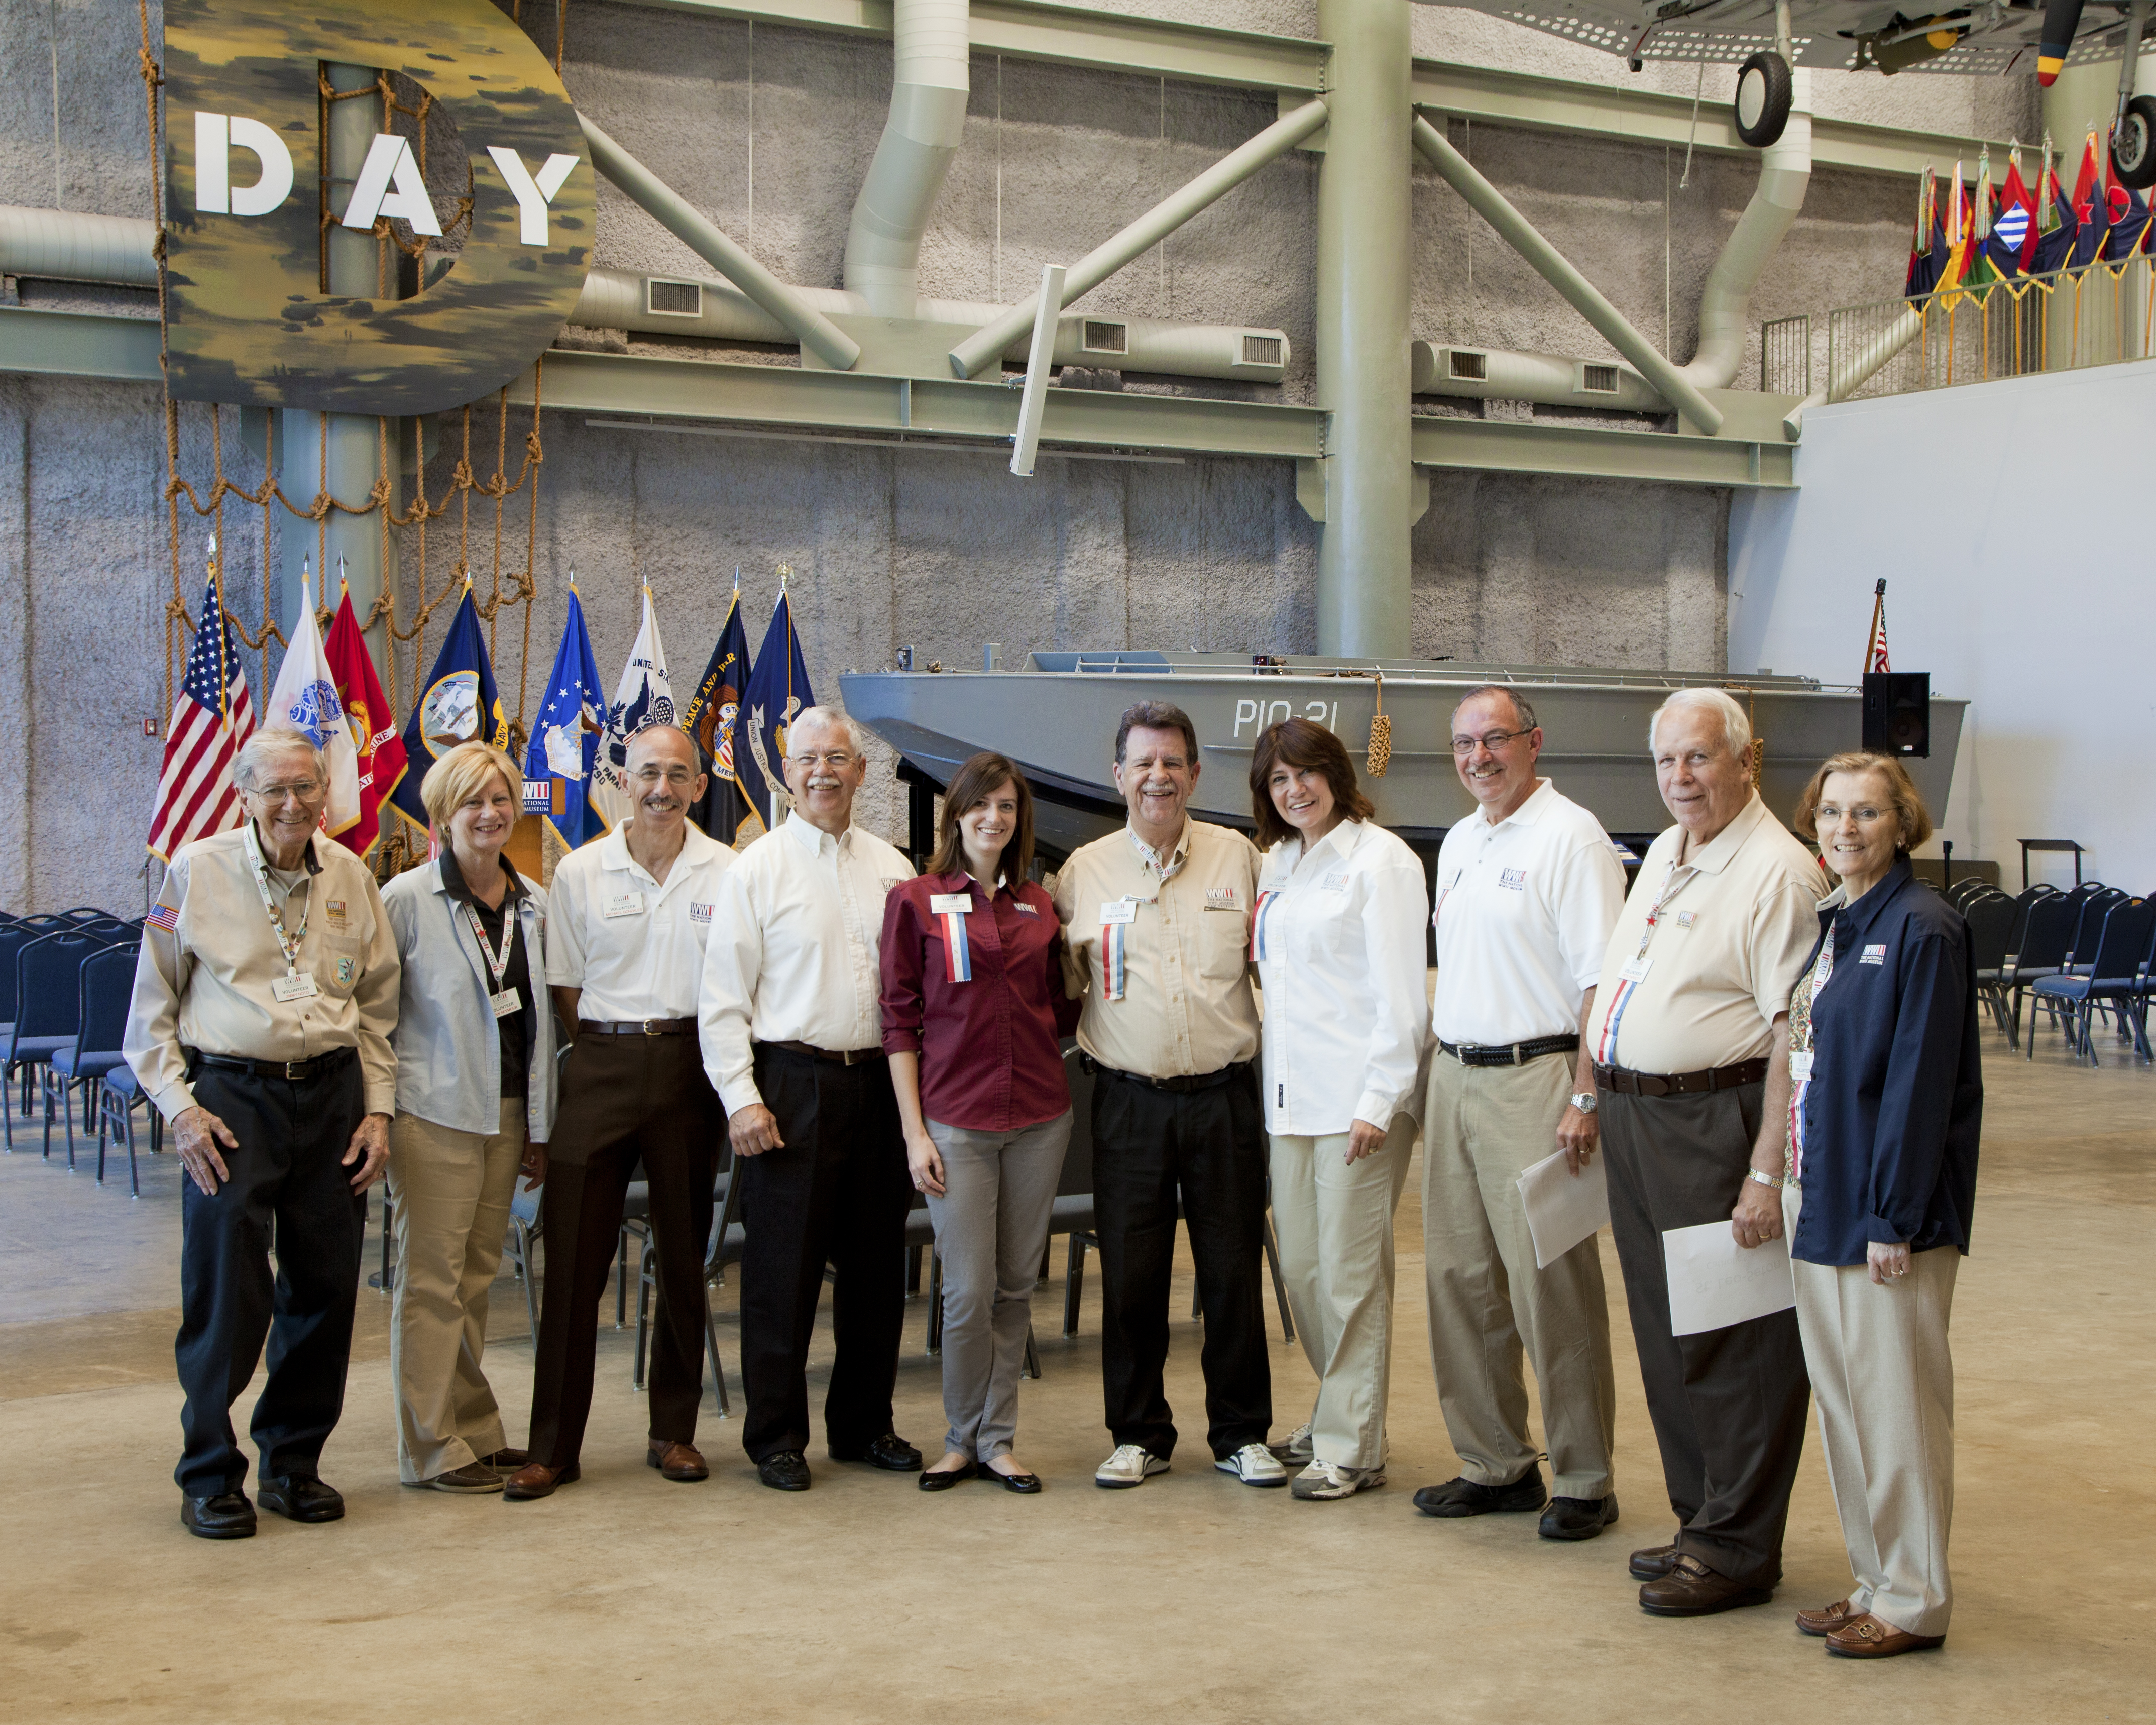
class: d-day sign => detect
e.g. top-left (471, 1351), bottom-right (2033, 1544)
top-left (162, 0), bottom-right (593, 415)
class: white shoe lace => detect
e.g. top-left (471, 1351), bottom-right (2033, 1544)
top-left (1104, 1444), bottom-right (1150, 1473)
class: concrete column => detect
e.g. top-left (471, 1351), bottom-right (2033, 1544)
top-left (281, 62), bottom-right (394, 668)
top-left (1313, 0), bottom-right (1412, 658)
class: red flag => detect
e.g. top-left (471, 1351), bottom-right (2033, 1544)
top-left (1866, 580), bottom-right (1891, 675)
top-left (323, 582), bottom-right (408, 858)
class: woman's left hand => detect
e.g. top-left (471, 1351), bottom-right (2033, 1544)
top-left (520, 1139), bottom-right (548, 1187)
top-left (1867, 1240), bottom-right (1911, 1285)
top-left (1343, 1119), bottom-right (1388, 1164)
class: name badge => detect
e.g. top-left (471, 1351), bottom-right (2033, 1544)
top-left (603, 891), bottom-right (645, 919)
top-left (272, 972), bottom-right (319, 1003)
top-left (1790, 1050), bottom-right (1814, 1081)
top-left (1100, 900), bottom-right (1138, 926)
top-left (1323, 871), bottom-right (1350, 892)
top-left (491, 989), bottom-right (522, 1020)
top-left (930, 893), bottom-right (973, 914)
top-left (1619, 954), bottom-right (1653, 984)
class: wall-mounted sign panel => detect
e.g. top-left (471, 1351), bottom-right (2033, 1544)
top-left (162, 0), bottom-right (592, 415)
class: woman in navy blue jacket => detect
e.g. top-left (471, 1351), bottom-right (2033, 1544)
top-left (1781, 751), bottom-right (1981, 1660)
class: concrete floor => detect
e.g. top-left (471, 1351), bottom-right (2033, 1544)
top-left (0, 1022), bottom-right (2149, 1723)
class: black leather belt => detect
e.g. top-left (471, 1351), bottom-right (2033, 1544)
top-left (189, 1046), bottom-right (356, 1084)
top-left (1082, 1055), bottom-right (1250, 1094)
top-left (1438, 1034), bottom-right (1580, 1068)
top-left (1594, 1058), bottom-right (1769, 1097)
top-left (760, 1039), bottom-right (885, 1066)
top-left (582, 1018), bottom-right (696, 1036)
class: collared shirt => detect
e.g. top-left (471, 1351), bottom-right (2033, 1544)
top-left (699, 813), bottom-right (915, 1114)
top-left (880, 869), bottom-right (1079, 1133)
top-left (1587, 791), bottom-right (1825, 1074)
top-left (1253, 819), bottom-right (1429, 1135)
top-left (123, 824), bottom-right (400, 1121)
top-left (545, 820), bottom-right (736, 1021)
top-left (1429, 778), bottom-right (1626, 1046)
top-left (439, 847), bottom-right (533, 1101)
top-left (1788, 858), bottom-right (1982, 1267)
top-left (1051, 818), bottom-right (1261, 1080)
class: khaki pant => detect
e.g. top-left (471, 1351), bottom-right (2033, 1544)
top-left (1423, 1050), bottom-right (1616, 1500)
top-left (387, 1100), bottom-right (524, 1482)
top-left (1786, 1183), bottom-right (1960, 1638)
top-left (1269, 1118), bottom-right (1412, 1469)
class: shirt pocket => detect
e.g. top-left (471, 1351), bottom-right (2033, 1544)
top-left (316, 933), bottom-right (367, 1000)
top-left (1196, 902), bottom-right (1251, 985)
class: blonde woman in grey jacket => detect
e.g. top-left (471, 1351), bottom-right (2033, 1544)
top-left (379, 742), bottom-right (557, 1492)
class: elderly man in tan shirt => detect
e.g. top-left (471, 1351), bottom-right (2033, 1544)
top-left (1588, 688), bottom-right (1825, 1618)
top-left (125, 727), bottom-right (398, 1541)
top-left (1053, 700), bottom-right (1283, 1491)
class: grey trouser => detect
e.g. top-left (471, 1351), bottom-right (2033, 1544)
top-left (1422, 1049), bottom-right (1617, 1500)
top-left (1787, 1183), bottom-right (1960, 1637)
top-left (924, 1112), bottom-right (1072, 1460)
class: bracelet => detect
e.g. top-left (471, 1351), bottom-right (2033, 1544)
top-left (1745, 1167), bottom-right (1783, 1189)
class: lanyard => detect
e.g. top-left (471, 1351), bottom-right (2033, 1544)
top-left (461, 894), bottom-right (518, 993)
top-left (1630, 858), bottom-right (1702, 962)
top-left (242, 822), bottom-right (312, 978)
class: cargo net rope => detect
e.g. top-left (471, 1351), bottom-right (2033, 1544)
top-left (135, 0), bottom-right (563, 881)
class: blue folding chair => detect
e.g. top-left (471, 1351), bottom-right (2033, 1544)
top-left (48, 943), bottom-right (138, 1179)
top-left (97, 1061), bottom-right (164, 1197)
top-left (4, 930), bottom-right (112, 1158)
top-left (2001, 892), bottom-right (2081, 1051)
top-left (2030, 898), bottom-right (2156, 1064)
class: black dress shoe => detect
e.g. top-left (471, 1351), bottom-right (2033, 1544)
top-left (989, 1468), bottom-right (1043, 1495)
top-left (256, 1475), bottom-right (345, 1523)
top-left (1412, 1463), bottom-right (1547, 1518)
top-left (1540, 1494), bottom-right (1619, 1541)
top-left (757, 1450), bottom-right (813, 1492)
top-left (829, 1432), bottom-right (922, 1472)
top-left (1638, 1553), bottom-right (1775, 1617)
top-left (1630, 1542), bottom-right (1679, 1580)
top-left (918, 1461), bottom-right (977, 1492)
top-left (477, 1448), bottom-right (529, 1473)
top-left (181, 1491), bottom-right (256, 1540)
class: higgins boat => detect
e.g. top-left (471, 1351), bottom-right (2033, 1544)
top-left (840, 651), bottom-right (1965, 867)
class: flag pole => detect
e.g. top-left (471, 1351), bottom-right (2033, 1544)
top-left (208, 534), bottom-right (231, 735)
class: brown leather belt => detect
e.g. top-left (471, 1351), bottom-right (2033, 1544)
top-left (582, 1017), bottom-right (696, 1036)
top-left (1594, 1058), bottom-right (1769, 1097)
top-left (1082, 1055), bottom-right (1250, 1094)
top-left (1437, 1034), bottom-right (1580, 1068)
top-left (760, 1039), bottom-right (886, 1066)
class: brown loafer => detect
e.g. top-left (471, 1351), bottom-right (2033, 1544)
top-left (503, 1460), bottom-right (579, 1500)
top-left (1629, 1542), bottom-right (1679, 1581)
top-left (1638, 1553), bottom-right (1775, 1617)
top-left (478, 1448), bottom-right (529, 1473)
top-left (1795, 1598), bottom-right (1862, 1637)
top-left (1825, 1614), bottom-right (1945, 1658)
top-left (647, 1440), bottom-right (709, 1483)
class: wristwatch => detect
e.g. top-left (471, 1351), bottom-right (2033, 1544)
top-left (1745, 1167), bottom-right (1783, 1189)
top-left (1569, 1091), bottom-right (1598, 1115)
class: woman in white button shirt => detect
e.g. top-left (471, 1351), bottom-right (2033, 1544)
top-left (1247, 719), bottom-right (1431, 1500)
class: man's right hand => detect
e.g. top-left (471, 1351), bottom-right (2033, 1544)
top-left (174, 1105), bottom-right (238, 1196)
top-left (730, 1104), bottom-right (785, 1158)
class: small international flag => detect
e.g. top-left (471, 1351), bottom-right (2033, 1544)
top-left (146, 902), bottom-right (180, 934)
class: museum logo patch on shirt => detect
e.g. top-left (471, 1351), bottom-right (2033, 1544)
top-left (690, 901), bottom-right (714, 925)
top-left (1204, 886), bottom-right (1242, 911)
top-left (1498, 868), bottom-right (1527, 891)
top-left (1860, 943), bottom-right (1888, 965)
top-left (325, 899), bottom-right (348, 928)
top-left (1323, 871), bottom-right (1350, 892)
top-left (1014, 901), bottom-right (1039, 915)
top-left (1676, 910), bottom-right (1697, 928)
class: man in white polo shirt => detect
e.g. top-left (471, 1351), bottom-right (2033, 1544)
top-left (1414, 686), bottom-right (1628, 1542)
top-left (506, 724), bottom-right (736, 1501)
top-left (1591, 686), bottom-right (1824, 1617)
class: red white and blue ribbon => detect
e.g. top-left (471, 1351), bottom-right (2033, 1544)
top-left (941, 908), bottom-right (973, 983)
top-left (1100, 919), bottom-right (1128, 1001)
top-left (1250, 889), bottom-right (1282, 963)
top-left (1593, 972), bottom-right (1642, 1066)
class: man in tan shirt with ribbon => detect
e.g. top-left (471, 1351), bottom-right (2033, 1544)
top-left (1053, 700), bottom-right (1284, 1491)
top-left (125, 727), bottom-right (399, 1541)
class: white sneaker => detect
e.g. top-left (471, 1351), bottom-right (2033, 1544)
top-left (1269, 1422), bottom-right (1315, 1465)
top-left (1095, 1444), bottom-right (1170, 1489)
top-left (1291, 1458), bottom-right (1385, 1500)
top-left (1214, 1442), bottom-right (1289, 1487)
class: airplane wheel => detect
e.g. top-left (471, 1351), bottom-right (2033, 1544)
top-left (2113, 95), bottom-right (2156, 190)
top-left (1733, 50), bottom-right (1793, 148)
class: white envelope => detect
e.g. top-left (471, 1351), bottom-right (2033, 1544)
top-left (1661, 1219), bottom-right (1795, 1337)
top-left (1516, 1148), bottom-right (1610, 1270)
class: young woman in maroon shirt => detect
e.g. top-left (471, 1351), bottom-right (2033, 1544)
top-left (879, 752), bottom-right (1080, 1492)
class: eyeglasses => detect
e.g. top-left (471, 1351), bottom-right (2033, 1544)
top-left (788, 750), bottom-right (858, 770)
top-left (1817, 805), bottom-right (1891, 824)
top-left (248, 780), bottom-right (323, 801)
top-left (630, 764), bottom-right (698, 786)
top-left (1449, 728), bottom-right (1534, 757)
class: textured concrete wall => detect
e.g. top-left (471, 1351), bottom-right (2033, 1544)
top-left (0, 0), bottom-right (2039, 906)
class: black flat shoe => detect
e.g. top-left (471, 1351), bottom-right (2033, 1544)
top-left (1539, 1494), bottom-right (1619, 1541)
top-left (181, 1491), bottom-right (256, 1540)
top-left (256, 1475), bottom-right (344, 1523)
top-left (918, 1462), bottom-right (977, 1491)
top-left (1412, 1464), bottom-right (1546, 1518)
top-left (829, 1432), bottom-right (922, 1472)
top-left (989, 1468), bottom-right (1043, 1495)
top-left (757, 1450), bottom-right (813, 1492)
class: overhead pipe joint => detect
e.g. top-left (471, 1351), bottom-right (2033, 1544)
top-left (845, 0), bottom-right (971, 318)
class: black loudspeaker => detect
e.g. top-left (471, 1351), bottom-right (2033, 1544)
top-left (1862, 671), bottom-right (1931, 757)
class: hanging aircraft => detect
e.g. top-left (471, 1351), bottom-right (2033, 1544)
top-left (1423, 0), bottom-right (2156, 184)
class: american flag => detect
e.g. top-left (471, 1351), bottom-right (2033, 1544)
top-left (1865, 579), bottom-right (1891, 675)
top-left (148, 569), bottom-right (257, 861)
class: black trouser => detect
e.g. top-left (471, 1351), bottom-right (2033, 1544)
top-left (1090, 1062), bottom-right (1272, 1461)
top-left (173, 1053), bottom-right (366, 1497)
top-left (528, 1032), bottom-right (721, 1467)
top-left (1600, 1084), bottom-right (1812, 1589)
top-left (737, 1045), bottom-right (912, 1462)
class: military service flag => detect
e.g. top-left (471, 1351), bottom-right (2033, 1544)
top-left (685, 581), bottom-right (756, 844)
top-left (323, 576), bottom-right (406, 859)
top-left (591, 586), bottom-right (674, 830)
top-left (390, 584), bottom-right (506, 836)
top-left (730, 584), bottom-right (816, 835)
top-left (524, 583), bottom-right (607, 851)
top-left (266, 564), bottom-right (362, 841)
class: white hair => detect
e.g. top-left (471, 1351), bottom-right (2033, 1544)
top-left (786, 705), bottom-right (867, 756)
top-left (1647, 688), bottom-right (1752, 760)
top-left (234, 726), bottom-right (327, 793)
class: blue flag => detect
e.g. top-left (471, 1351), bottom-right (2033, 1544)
top-left (729, 590), bottom-right (815, 837)
top-left (523, 585), bottom-right (607, 851)
top-left (685, 587), bottom-right (756, 844)
top-left (391, 586), bottom-right (506, 834)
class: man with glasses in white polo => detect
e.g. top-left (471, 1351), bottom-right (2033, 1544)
top-left (1415, 687), bottom-right (1628, 1542)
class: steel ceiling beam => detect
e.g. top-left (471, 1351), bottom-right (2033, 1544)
top-left (0, 306), bottom-right (161, 381)
top-left (1411, 412), bottom-right (1794, 487)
